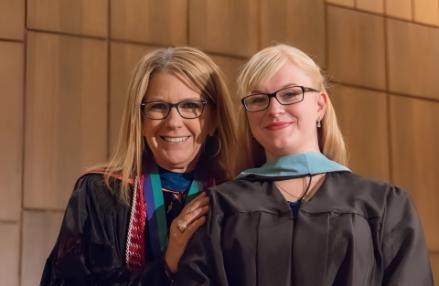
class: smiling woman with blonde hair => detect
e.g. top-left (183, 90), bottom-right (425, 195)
top-left (41, 46), bottom-right (239, 285)
top-left (175, 44), bottom-right (433, 286)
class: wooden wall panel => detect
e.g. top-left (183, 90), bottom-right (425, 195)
top-left (21, 211), bottom-right (64, 286)
top-left (385, 0), bottom-right (412, 20)
top-left (331, 85), bottom-right (389, 181)
top-left (109, 43), bottom-right (156, 151)
top-left (27, 0), bottom-right (108, 37)
top-left (0, 42), bottom-right (23, 221)
top-left (327, 6), bottom-right (386, 89)
top-left (356, 0), bottom-right (384, 14)
top-left (326, 0), bottom-right (354, 7)
top-left (387, 19), bottom-right (439, 100)
top-left (209, 55), bottom-right (245, 102)
top-left (111, 0), bottom-right (187, 45)
top-left (0, 0), bottom-right (24, 40)
top-left (414, 0), bottom-right (439, 26)
top-left (390, 96), bottom-right (439, 251)
top-left (0, 223), bottom-right (19, 286)
top-left (260, 0), bottom-right (325, 67)
top-left (24, 32), bottom-right (108, 210)
top-left (189, 0), bottom-right (258, 57)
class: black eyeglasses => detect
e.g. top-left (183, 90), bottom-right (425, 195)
top-left (141, 99), bottom-right (209, 120)
top-left (241, 85), bottom-right (319, 112)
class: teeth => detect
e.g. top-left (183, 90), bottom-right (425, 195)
top-left (161, 136), bottom-right (189, 143)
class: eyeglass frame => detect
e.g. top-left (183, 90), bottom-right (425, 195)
top-left (140, 98), bottom-right (209, 120)
top-left (241, 85), bottom-right (320, 112)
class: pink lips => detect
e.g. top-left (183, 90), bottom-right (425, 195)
top-left (264, 121), bottom-right (293, 131)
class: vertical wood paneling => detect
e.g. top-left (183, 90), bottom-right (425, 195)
top-left (27, 0), bottom-right (108, 37)
top-left (21, 211), bottom-right (64, 286)
top-left (0, 223), bottom-right (19, 286)
top-left (387, 19), bottom-right (439, 100)
top-left (414, 0), bottom-right (439, 26)
top-left (327, 6), bottom-right (386, 89)
top-left (385, 0), bottom-right (412, 20)
top-left (209, 55), bottom-right (246, 101)
top-left (331, 85), bottom-right (389, 181)
top-left (260, 0), bottom-right (325, 67)
top-left (111, 0), bottom-right (187, 45)
top-left (356, 0), bottom-right (384, 14)
top-left (25, 32), bottom-right (108, 210)
top-left (0, 0), bottom-right (24, 40)
top-left (189, 0), bottom-right (258, 57)
top-left (109, 43), bottom-right (155, 151)
top-left (0, 42), bottom-right (23, 221)
top-left (390, 96), bottom-right (439, 251)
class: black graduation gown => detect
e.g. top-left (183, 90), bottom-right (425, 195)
top-left (175, 172), bottom-right (434, 286)
top-left (40, 174), bottom-right (170, 286)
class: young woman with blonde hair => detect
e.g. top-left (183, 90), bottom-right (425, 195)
top-left (176, 44), bottom-right (433, 286)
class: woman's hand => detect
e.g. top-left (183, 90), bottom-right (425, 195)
top-left (164, 192), bottom-right (210, 273)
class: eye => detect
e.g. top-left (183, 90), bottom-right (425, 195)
top-left (146, 102), bottom-right (169, 112)
top-left (246, 94), bottom-right (267, 106)
top-left (278, 87), bottom-right (302, 101)
top-left (179, 100), bottom-right (203, 110)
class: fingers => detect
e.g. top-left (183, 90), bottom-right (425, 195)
top-left (184, 216), bottom-right (206, 236)
top-left (184, 192), bottom-right (209, 213)
top-left (183, 205), bottom-right (209, 226)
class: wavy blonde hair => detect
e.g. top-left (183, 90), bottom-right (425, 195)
top-left (237, 44), bottom-right (347, 169)
top-left (96, 47), bottom-right (238, 203)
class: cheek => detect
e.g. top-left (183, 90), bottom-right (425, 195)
top-left (142, 120), bottom-right (160, 144)
top-left (246, 113), bottom-right (261, 131)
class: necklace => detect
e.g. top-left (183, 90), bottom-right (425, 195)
top-left (275, 176), bottom-right (312, 202)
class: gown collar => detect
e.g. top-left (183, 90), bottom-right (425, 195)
top-left (238, 151), bottom-right (350, 180)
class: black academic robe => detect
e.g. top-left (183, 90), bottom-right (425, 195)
top-left (175, 172), bottom-right (434, 286)
top-left (40, 174), bottom-right (170, 286)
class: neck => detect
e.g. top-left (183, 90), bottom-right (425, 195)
top-left (154, 158), bottom-right (199, 174)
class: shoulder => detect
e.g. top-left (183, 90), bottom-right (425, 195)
top-left (328, 172), bottom-right (405, 200)
top-left (208, 179), bottom-right (264, 201)
top-left (305, 172), bottom-right (408, 219)
top-left (70, 173), bottom-right (128, 210)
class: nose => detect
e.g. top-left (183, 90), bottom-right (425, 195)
top-left (266, 96), bottom-right (285, 115)
top-left (164, 106), bottom-right (183, 128)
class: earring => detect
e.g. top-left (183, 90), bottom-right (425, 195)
top-left (317, 120), bottom-right (321, 128)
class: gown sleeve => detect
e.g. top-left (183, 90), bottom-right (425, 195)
top-left (40, 175), bottom-right (171, 286)
top-left (381, 187), bottom-right (434, 286)
top-left (174, 190), bottom-right (229, 286)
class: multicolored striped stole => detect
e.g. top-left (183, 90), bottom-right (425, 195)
top-left (126, 165), bottom-right (208, 269)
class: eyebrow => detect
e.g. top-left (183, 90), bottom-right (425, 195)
top-left (251, 83), bottom-right (299, 94)
top-left (144, 97), bottom-right (204, 102)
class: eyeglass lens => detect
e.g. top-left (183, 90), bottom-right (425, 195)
top-left (142, 100), bottom-right (206, 119)
top-left (244, 86), bottom-right (304, 111)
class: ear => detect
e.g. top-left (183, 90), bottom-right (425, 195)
top-left (317, 90), bottom-right (328, 120)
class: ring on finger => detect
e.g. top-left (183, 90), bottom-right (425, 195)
top-left (176, 220), bottom-right (187, 233)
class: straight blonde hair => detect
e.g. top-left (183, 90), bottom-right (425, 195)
top-left (94, 47), bottom-right (239, 204)
top-left (237, 44), bottom-right (347, 169)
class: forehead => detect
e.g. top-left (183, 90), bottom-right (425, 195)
top-left (255, 61), bottom-right (314, 93)
top-left (145, 71), bottom-right (202, 101)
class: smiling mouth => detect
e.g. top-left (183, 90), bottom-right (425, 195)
top-left (160, 136), bottom-right (190, 143)
top-left (264, 122), bottom-right (292, 130)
